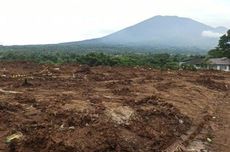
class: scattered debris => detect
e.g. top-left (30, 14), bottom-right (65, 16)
top-left (5, 132), bottom-right (23, 143)
top-left (0, 88), bottom-right (23, 94)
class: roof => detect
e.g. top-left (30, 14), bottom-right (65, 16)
top-left (208, 57), bottom-right (230, 65)
top-left (183, 58), bottom-right (204, 65)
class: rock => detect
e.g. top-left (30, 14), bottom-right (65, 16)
top-left (207, 138), bottom-right (212, 143)
top-left (5, 132), bottom-right (23, 143)
top-left (53, 68), bottom-right (60, 71)
top-left (179, 119), bottom-right (184, 124)
top-left (69, 126), bottom-right (75, 130)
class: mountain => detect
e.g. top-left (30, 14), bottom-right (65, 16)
top-left (1, 16), bottom-right (228, 54)
top-left (62, 16), bottom-right (228, 52)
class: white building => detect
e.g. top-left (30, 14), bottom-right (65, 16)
top-left (207, 57), bottom-right (230, 72)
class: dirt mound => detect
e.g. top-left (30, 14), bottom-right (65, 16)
top-left (2, 96), bottom-right (191, 152)
top-left (14, 94), bottom-right (36, 104)
top-left (126, 96), bottom-right (192, 138)
top-left (75, 65), bottom-right (91, 74)
top-left (112, 87), bottom-right (132, 96)
top-left (196, 77), bottom-right (229, 91)
top-left (156, 81), bottom-right (178, 91)
top-left (0, 101), bottom-right (22, 112)
top-left (106, 80), bottom-right (133, 89)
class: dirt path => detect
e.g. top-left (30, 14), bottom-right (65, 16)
top-left (211, 93), bottom-right (230, 152)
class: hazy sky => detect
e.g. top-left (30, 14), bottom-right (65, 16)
top-left (0, 0), bottom-right (229, 45)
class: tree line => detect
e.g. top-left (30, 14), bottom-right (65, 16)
top-left (0, 50), bottom-right (193, 70)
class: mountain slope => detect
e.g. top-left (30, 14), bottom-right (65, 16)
top-left (1, 16), bottom-right (228, 54)
top-left (64, 16), bottom-right (227, 51)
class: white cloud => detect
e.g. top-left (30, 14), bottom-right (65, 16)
top-left (202, 31), bottom-right (223, 38)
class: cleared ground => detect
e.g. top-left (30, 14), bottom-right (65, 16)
top-left (0, 62), bottom-right (229, 152)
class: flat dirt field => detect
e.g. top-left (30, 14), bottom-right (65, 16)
top-left (0, 62), bottom-right (229, 152)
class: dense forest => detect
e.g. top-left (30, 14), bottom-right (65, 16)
top-left (0, 49), bottom-right (195, 70)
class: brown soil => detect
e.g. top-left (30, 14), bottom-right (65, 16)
top-left (0, 62), bottom-right (229, 152)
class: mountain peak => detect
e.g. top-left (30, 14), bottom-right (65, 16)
top-left (151, 15), bottom-right (194, 21)
top-left (153, 15), bottom-right (182, 18)
top-left (72, 16), bottom-right (227, 52)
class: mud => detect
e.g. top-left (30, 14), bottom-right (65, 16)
top-left (0, 62), bottom-right (230, 152)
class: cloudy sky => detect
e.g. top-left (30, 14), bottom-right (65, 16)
top-left (0, 0), bottom-right (229, 45)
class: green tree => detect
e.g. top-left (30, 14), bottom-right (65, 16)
top-left (218, 30), bottom-right (230, 49)
top-left (208, 29), bottom-right (230, 58)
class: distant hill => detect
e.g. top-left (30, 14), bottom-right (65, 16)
top-left (0, 16), bottom-right (228, 54)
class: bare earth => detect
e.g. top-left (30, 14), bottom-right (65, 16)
top-left (0, 62), bottom-right (229, 152)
